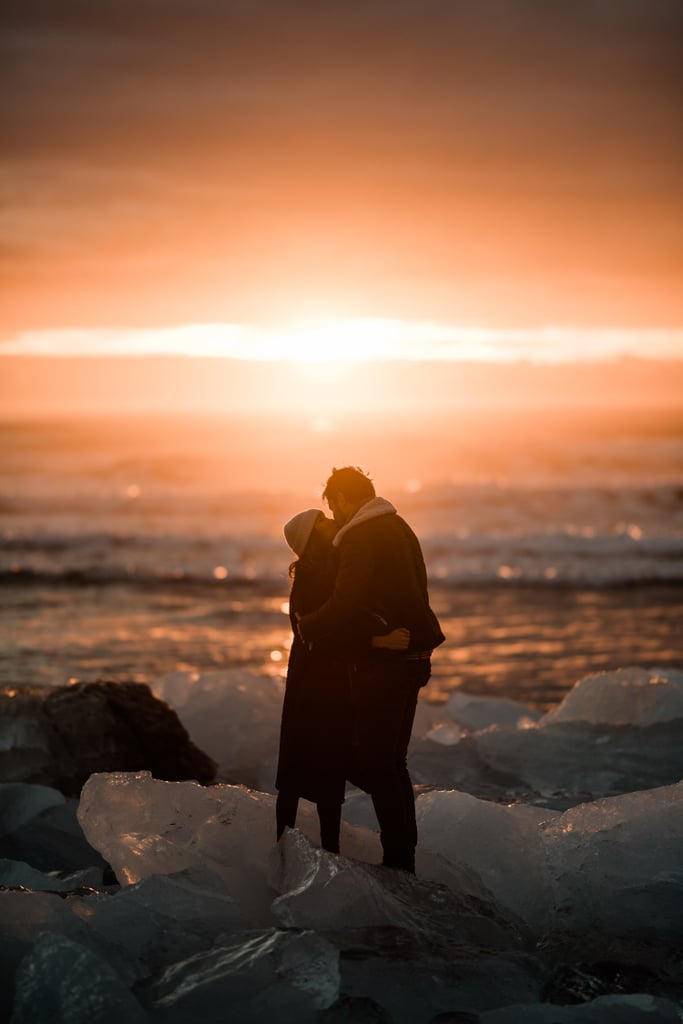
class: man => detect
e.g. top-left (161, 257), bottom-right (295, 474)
top-left (297, 466), bottom-right (445, 873)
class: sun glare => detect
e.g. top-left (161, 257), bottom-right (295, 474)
top-left (3, 321), bottom-right (683, 362)
top-left (260, 318), bottom-right (399, 362)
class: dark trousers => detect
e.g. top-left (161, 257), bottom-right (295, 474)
top-left (350, 658), bottom-right (430, 872)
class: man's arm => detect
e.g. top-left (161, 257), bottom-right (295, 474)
top-left (297, 528), bottom-right (376, 643)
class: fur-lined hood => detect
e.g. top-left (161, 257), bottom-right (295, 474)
top-left (332, 497), bottom-right (396, 547)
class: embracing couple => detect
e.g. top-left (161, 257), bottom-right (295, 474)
top-left (276, 466), bottom-right (445, 874)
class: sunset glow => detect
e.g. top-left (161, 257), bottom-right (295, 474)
top-left (1, 3), bottom-right (681, 354)
top-left (3, 321), bottom-right (682, 363)
top-left (1, 1), bottom-right (681, 419)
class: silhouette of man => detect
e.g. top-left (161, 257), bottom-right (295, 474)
top-left (297, 466), bottom-right (445, 873)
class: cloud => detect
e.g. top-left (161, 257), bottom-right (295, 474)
top-left (3, 320), bottom-right (682, 364)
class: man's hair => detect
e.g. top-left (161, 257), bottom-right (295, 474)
top-left (323, 466), bottom-right (376, 505)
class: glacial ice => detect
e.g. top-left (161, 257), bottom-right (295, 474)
top-left (2, 664), bottom-right (681, 1022)
top-left (76, 771), bottom-right (381, 925)
top-left (541, 782), bottom-right (683, 941)
top-left (77, 771), bottom-right (280, 924)
top-left (10, 932), bottom-right (148, 1024)
top-left (0, 857), bottom-right (90, 892)
top-left (540, 666), bottom-right (683, 726)
top-left (0, 782), bottom-right (64, 837)
top-left (151, 669), bottom-right (283, 789)
top-left (149, 928), bottom-right (340, 1024)
top-left (69, 869), bottom-right (245, 978)
top-left (0, 889), bottom-right (137, 1020)
top-left (410, 667), bottom-right (683, 800)
top-left (418, 782), bottom-right (683, 942)
top-left (479, 993), bottom-right (682, 1023)
top-left (76, 770), bottom-right (683, 951)
top-left (445, 691), bottom-right (541, 731)
top-left (149, 666), bottom-right (683, 801)
top-left (415, 789), bottom-right (557, 934)
top-left (270, 827), bottom-right (527, 950)
top-left (0, 794), bottom-right (110, 874)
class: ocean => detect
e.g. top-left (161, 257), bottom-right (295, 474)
top-left (2, 408), bottom-right (682, 711)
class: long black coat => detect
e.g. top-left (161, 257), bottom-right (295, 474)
top-left (275, 545), bottom-right (351, 805)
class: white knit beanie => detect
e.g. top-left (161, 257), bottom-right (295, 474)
top-left (284, 509), bottom-right (323, 556)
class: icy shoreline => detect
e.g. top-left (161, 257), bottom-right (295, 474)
top-left (1, 667), bottom-right (682, 1022)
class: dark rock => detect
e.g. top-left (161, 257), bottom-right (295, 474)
top-left (317, 994), bottom-right (393, 1023)
top-left (0, 681), bottom-right (216, 795)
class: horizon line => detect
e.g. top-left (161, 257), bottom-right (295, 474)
top-left (1, 319), bottom-right (683, 363)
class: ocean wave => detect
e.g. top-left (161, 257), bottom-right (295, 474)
top-left (3, 528), bottom-right (683, 586)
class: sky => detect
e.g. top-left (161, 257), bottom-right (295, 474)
top-left (1, 0), bottom-right (682, 366)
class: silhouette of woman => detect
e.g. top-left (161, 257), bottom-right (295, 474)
top-left (275, 509), bottom-right (409, 853)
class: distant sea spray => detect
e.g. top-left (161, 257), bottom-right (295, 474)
top-left (2, 480), bottom-right (682, 587)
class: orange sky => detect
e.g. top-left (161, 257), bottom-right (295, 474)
top-left (1, 0), bottom-right (682, 350)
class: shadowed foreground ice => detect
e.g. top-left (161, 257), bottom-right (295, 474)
top-left (151, 666), bottom-right (683, 802)
top-left (1, 666), bottom-right (682, 1022)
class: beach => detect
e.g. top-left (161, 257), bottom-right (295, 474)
top-left (2, 409), bottom-right (683, 1021)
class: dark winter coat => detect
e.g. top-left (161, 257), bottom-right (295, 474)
top-left (298, 501), bottom-right (445, 660)
top-left (275, 543), bottom-right (352, 805)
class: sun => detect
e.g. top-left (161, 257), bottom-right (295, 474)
top-left (264, 317), bottom-right (401, 363)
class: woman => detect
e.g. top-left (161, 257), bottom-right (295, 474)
top-left (276, 508), bottom-right (409, 853)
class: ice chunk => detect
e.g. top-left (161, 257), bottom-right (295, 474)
top-left (0, 889), bottom-right (109, 950)
top-left (410, 709), bottom-right (683, 802)
top-left (340, 789), bottom-right (378, 829)
top-left (270, 828), bottom-right (527, 951)
top-left (416, 789), bottom-right (557, 935)
top-left (410, 669), bottom-right (683, 802)
top-left (479, 993), bottom-right (681, 1023)
top-left (0, 890), bottom-right (136, 1020)
top-left (415, 782), bottom-right (683, 947)
top-left (0, 892), bottom-right (79, 1021)
top-left (70, 869), bottom-right (245, 977)
top-left (151, 669), bottom-right (283, 789)
top-left (58, 865), bottom-right (111, 890)
top-left (473, 716), bottom-right (683, 800)
top-left (77, 771), bottom-right (380, 925)
top-left (541, 781), bottom-right (683, 942)
top-left (445, 691), bottom-right (541, 731)
top-left (10, 932), bottom-right (148, 1024)
top-left (0, 857), bottom-right (80, 892)
top-left (150, 928), bottom-right (339, 1024)
top-left (0, 783), bottom-right (64, 838)
top-left (77, 772), bottom-right (279, 924)
top-left (425, 721), bottom-right (463, 745)
top-left (411, 697), bottom-right (449, 737)
top-left (327, 924), bottom-right (542, 1024)
top-left (541, 667), bottom-right (683, 727)
top-left (76, 771), bottom-right (683, 953)
top-left (0, 796), bottom-right (109, 874)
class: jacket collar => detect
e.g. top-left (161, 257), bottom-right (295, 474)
top-left (332, 496), bottom-right (396, 547)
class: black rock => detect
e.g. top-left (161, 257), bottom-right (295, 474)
top-left (0, 681), bottom-right (216, 795)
